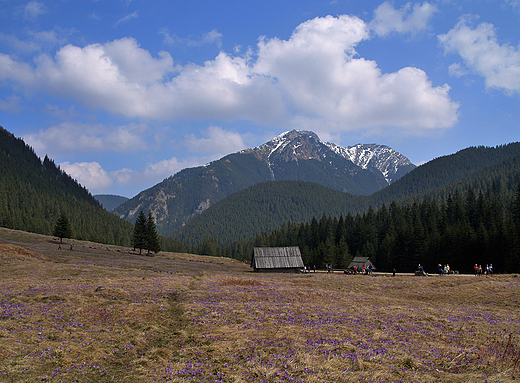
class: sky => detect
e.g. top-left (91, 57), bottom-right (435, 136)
top-left (1, 0), bottom-right (519, 198)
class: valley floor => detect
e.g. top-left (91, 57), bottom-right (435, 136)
top-left (0, 227), bottom-right (519, 382)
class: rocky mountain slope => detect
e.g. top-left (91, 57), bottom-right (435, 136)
top-left (113, 130), bottom-right (415, 235)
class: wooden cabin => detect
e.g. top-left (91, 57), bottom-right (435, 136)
top-left (347, 257), bottom-right (376, 272)
top-left (251, 247), bottom-right (304, 272)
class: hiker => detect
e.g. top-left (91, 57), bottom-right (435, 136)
top-left (70, 243), bottom-right (73, 251)
top-left (438, 264), bottom-right (443, 275)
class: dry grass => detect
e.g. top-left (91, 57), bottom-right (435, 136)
top-left (0, 227), bottom-right (519, 382)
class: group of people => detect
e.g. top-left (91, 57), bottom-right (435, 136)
top-left (347, 265), bottom-right (373, 275)
top-left (474, 263), bottom-right (493, 276)
top-left (437, 264), bottom-right (452, 275)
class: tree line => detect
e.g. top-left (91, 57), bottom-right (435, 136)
top-left (193, 182), bottom-right (520, 274)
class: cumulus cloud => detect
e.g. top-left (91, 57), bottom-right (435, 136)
top-left (370, 1), bottom-right (438, 37)
top-left (1, 13), bottom-right (459, 133)
top-left (439, 17), bottom-right (520, 94)
top-left (24, 122), bottom-right (148, 155)
top-left (60, 161), bottom-right (113, 193)
top-left (255, 14), bottom-right (457, 131)
top-left (183, 126), bottom-right (247, 154)
top-left (60, 154), bottom-right (208, 195)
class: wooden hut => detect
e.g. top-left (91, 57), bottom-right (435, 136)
top-left (347, 257), bottom-right (376, 271)
top-left (251, 247), bottom-right (304, 272)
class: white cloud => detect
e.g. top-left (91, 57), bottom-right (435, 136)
top-left (1, 13), bottom-right (458, 134)
top-left (0, 95), bottom-right (23, 112)
top-left (22, 1), bottom-right (46, 21)
top-left (448, 62), bottom-right (469, 78)
top-left (505, 0), bottom-right (520, 13)
top-left (439, 17), bottom-right (520, 94)
top-left (24, 122), bottom-right (148, 155)
top-left (159, 28), bottom-right (223, 48)
top-left (110, 156), bottom-right (209, 189)
top-left (60, 155), bottom-right (208, 195)
top-left (255, 14), bottom-right (458, 131)
top-left (115, 11), bottom-right (138, 26)
top-left (183, 126), bottom-right (247, 154)
top-left (60, 161), bottom-right (113, 193)
top-left (370, 1), bottom-right (438, 37)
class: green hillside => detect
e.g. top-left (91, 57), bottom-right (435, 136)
top-left (175, 180), bottom-right (368, 247)
top-left (0, 127), bottom-right (134, 246)
top-left (370, 143), bottom-right (520, 205)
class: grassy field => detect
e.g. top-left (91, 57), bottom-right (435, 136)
top-left (0, 227), bottom-right (519, 382)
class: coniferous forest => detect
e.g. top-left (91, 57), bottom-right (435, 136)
top-left (194, 182), bottom-right (520, 274)
top-left (0, 127), bottom-right (135, 246)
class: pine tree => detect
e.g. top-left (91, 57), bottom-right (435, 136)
top-left (52, 212), bottom-right (72, 244)
top-left (145, 212), bottom-right (161, 255)
top-left (132, 210), bottom-right (147, 255)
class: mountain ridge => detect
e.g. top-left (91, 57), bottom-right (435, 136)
top-left (114, 130), bottom-right (416, 235)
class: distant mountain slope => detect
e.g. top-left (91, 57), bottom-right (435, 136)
top-left (0, 127), bottom-right (133, 245)
top-left (177, 142), bottom-right (520, 247)
top-left (94, 194), bottom-right (129, 212)
top-left (175, 180), bottom-right (367, 247)
top-left (114, 130), bottom-right (414, 235)
top-left (370, 143), bottom-right (520, 205)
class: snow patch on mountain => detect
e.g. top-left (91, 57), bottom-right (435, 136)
top-left (244, 130), bottom-right (415, 184)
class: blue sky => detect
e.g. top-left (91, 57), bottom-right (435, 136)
top-left (1, 0), bottom-right (519, 197)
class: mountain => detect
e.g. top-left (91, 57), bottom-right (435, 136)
top-left (177, 142), bottom-right (520, 248)
top-left (0, 127), bottom-right (134, 246)
top-left (114, 130), bottom-right (415, 235)
top-left (94, 194), bottom-right (129, 212)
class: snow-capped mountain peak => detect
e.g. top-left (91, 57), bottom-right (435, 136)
top-left (243, 130), bottom-right (415, 184)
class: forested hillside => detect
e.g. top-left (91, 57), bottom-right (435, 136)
top-left (201, 182), bottom-right (520, 274)
top-left (0, 127), bottom-right (134, 246)
top-left (370, 143), bottom-right (520, 205)
top-left (175, 180), bottom-right (369, 247)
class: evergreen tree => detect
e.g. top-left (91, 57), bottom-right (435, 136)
top-left (52, 212), bottom-right (72, 244)
top-left (145, 212), bottom-right (161, 255)
top-left (132, 210), bottom-right (147, 254)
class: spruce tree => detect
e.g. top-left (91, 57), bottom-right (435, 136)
top-left (132, 210), bottom-right (147, 255)
top-left (145, 212), bottom-right (161, 255)
top-left (52, 212), bottom-right (72, 244)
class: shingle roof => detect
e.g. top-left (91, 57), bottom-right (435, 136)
top-left (253, 247), bottom-right (304, 269)
top-left (348, 256), bottom-right (376, 269)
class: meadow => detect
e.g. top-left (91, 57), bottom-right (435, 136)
top-left (0, 227), bottom-right (519, 382)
